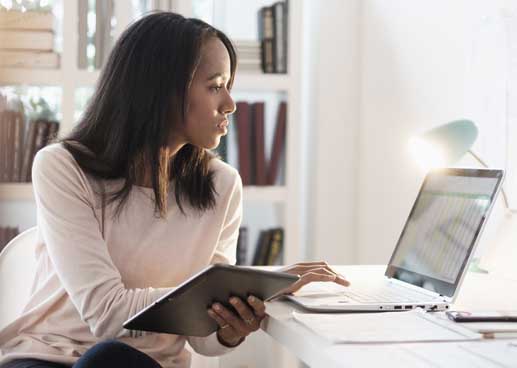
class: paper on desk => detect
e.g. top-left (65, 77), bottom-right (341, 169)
top-left (292, 309), bottom-right (482, 344)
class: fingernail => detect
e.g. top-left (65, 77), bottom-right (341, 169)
top-left (214, 304), bottom-right (221, 311)
top-left (248, 295), bottom-right (256, 302)
top-left (230, 298), bottom-right (238, 305)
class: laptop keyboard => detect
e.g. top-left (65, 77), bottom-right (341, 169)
top-left (340, 286), bottom-right (437, 303)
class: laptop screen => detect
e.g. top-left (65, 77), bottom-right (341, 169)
top-left (385, 168), bottom-right (504, 297)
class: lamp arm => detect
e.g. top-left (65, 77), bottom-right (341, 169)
top-left (467, 149), bottom-right (511, 211)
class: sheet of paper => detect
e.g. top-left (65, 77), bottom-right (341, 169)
top-left (460, 340), bottom-right (517, 367)
top-left (326, 342), bottom-right (504, 368)
top-left (292, 309), bottom-right (481, 344)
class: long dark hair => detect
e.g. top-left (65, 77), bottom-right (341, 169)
top-left (62, 12), bottom-right (237, 218)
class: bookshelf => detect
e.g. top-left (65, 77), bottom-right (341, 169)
top-left (0, 0), bottom-right (306, 266)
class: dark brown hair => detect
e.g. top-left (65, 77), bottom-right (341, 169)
top-left (62, 12), bottom-right (237, 218)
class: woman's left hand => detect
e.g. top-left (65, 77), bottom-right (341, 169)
top-left (277, 261), bottom-right (350, 295)
top-left (208, 294), bottom-right (266, 347)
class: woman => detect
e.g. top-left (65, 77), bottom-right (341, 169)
top-left (0, 12), bottom-right (349, 368)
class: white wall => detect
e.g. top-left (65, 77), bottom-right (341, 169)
top-left (357, 0), bottom-right (475, 264)
top-left (305, 0), bottom-right (360, 265)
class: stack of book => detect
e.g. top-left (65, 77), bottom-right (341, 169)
top-left (0, 226), bottom-right (19, 253)
top-left (233, 101), bottom-right (287, 186)
top-left (258, 1), bottom-right (288, 74)
top-left (234, 40), bottom-right (261, 73)
top-left (0, 9), bottom-right (59, 69)
top-left (0, 110), bottom-right (59, 182)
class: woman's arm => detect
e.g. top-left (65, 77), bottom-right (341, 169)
top-left (187, 167), bottom-right (244, 355)
top-left (32, 147), bottom-right (172, 339)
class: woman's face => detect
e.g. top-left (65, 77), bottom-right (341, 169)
top-left (175, 37), bottom-right (236, 150)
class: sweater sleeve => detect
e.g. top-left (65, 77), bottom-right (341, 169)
top-left (187, 167), bottom-right (243, 356)
top-left (32, 147), bottom-right (171, 339)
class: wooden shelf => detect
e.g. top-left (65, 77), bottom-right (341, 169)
top-left (0, 183), bottom-right (287, 203)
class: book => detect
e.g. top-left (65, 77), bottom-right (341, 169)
top-left (0, 10), bottom-right (54, 30)
top-left (0, 112), bottom-right (9, 182)
top-left (25, 119), bottom-right (49, 182)
top-left (12, 111), bottom-right (25, 182)
top-left (266, 228), bottom-right (284, 265)
top-left (267, 102), bottom-right (287, 185)
top-left (236, 227), bottom-right (248, 265)
top-left (2, 111), bottom-right (24, 182)
top-left (0, 30), bottom-right (54, 51)
top-left (235, 101), bottom-right (252, 185)
top-left (20, 119), bottom-right (38, 182)
top-left (45, 120), bottom-right (59, 146)
top-left (258, 6), bottom-right (275, 73)
top-left (272, 1), bottom-right (287, 73)
top-left (252, 102), bottom-right (267, 185)
top-left (0, 50), bottom-right (60, 68)
top-left (252, 229), bottom-right (273, 266)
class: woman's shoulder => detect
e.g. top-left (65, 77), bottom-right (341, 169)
top-left (32, 142), bottom-right (98, 197)
top-left (209, 157), bottom-right (241, 190)
top-left (33, 142), bottom-right (80, 172)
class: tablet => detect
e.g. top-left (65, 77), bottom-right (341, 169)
top-left (123, 264), bottom-right (299, 336)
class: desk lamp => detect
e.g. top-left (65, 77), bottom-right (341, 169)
top-left (408, 119), bottom-right (511, 210)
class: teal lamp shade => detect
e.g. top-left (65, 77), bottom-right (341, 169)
top-left (409, 119), bottom-right (478, 169)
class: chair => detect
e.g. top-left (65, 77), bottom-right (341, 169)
top-left (0, 226), bottom-right (38, 330)
top-left (0, 227), bottom-right (219, 367)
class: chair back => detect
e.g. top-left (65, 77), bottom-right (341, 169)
top-left (0, 226), bottom-right (38, 330)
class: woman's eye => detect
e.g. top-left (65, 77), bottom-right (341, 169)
top-left (211, 86), bottom-right (223, 92)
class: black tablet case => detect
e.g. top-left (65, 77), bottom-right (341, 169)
top-left (123, 264), bottom-right (299, 336)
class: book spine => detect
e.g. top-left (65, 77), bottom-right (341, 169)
top-left (0, 112), bottom-right (6, 182)
top-left (235, 102), bottom-right (252, 186)
top-left (252, 229), bottom-right (273, 266)
top-left (0, 227), bottom-right (5, 252)
top-left (273, 2), bottom-right (287, 73)
top-left (20, 119), bottom-right (38, 182)
top-left (259, 6), bottom-right (275, 73)
top-left (1, 30), bottom-right (54, 51)
top-left (266, 228), bottom-right (284, 265)
top-left (267, 102), bottom-right (287, 185)
top-left (4, 111), bottom-right (16, 182)
top-left (45, 120), bottom-right (59, 146)
top-left (12, 111), bottom-right (24, 182)
top-left (0, 50), bottom-right (60, 69)
top-left (236, 227), bottom-right (248, 265)
top-left (0, 11), bottom-right (54, 30)
top-left (25, 120), bottom-right (49, 182)
top-left (253, 102), bottom-right (267, 185)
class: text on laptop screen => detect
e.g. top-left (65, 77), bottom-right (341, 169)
top-left (388, 171), bottom-right (501, 295)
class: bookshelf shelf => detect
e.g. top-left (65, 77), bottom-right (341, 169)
top-left (243, 186), bottom-right (287, 202)
top-left (0, 183), bottom-right (34, 201)
top-left (0, 68), bottom-right (102, 87)
top-left (233, 73), bottom-right (291, 92)
top-left (0, 68), bottom-right (65, 86)
top-left (0, 183), bottom-right (288, 203)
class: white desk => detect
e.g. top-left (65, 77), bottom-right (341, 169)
top-left (260, 265), bottom-right (517, 368)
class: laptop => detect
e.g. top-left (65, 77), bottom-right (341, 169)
top-left (286, 167), bottom-right (505, 312)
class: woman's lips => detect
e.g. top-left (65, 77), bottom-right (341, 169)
top-left (217, 120), bottom-right (229, 129)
